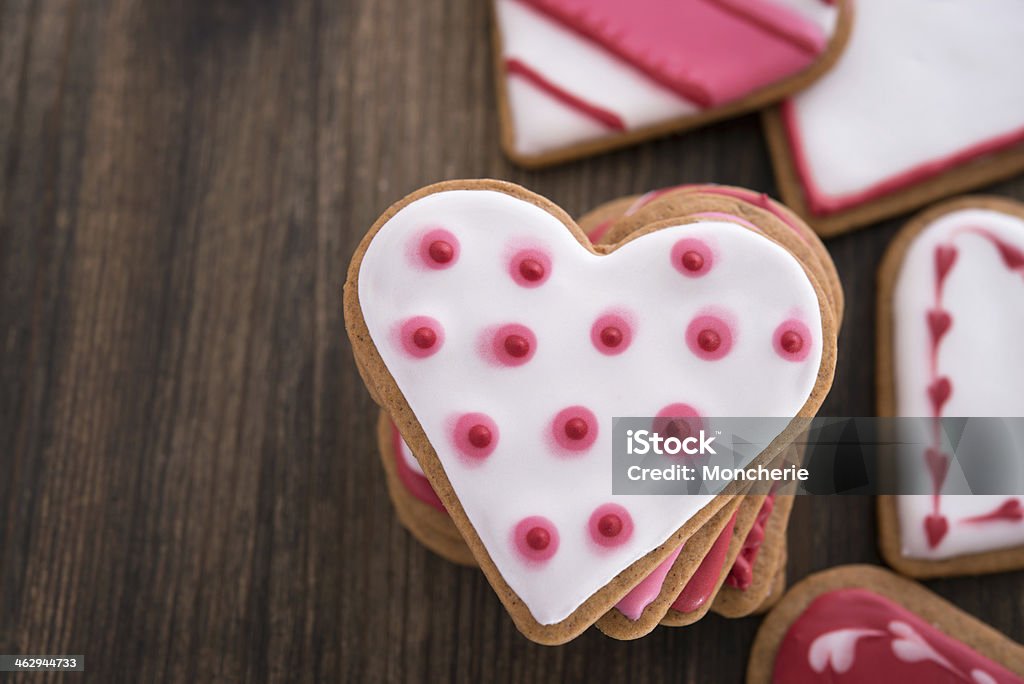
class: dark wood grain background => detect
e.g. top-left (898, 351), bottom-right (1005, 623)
top-left (1, 0), bottom-right (1022, 681)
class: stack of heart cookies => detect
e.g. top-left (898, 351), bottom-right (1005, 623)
top-left (345, 180), bottom-right (841, 644)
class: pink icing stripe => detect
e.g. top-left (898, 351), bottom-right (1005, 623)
top-left (517, 0), bottom-right (825, 108)
top-left (392, 424), bottom-right (447, 512)
top-left (707, 0), bottom-right (827, 55)
top-left (671, 511), bottom-right (739, 613)
top-left (782, 100), bottom-right (1024, 216)
top-left (615, 544), bottom-right (685, 620)
top-left (505, 58), bottom-right (626, 132)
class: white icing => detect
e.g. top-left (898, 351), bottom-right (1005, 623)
top-left (889, 620), bottom-right (956, 672)
top-left (809, 628), bottom-right (885, 674)
top-left (357, 189), bottom-right (824, 625)
top-left (769, 0), bottom-right (838, 34)
top-left (893, 208), bottom-right (1024, 559)
top-left (494, 0), bottom-right (836, 158)
top-left (786, 0), bottom-right (1024, 204)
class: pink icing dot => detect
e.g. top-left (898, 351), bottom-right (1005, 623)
top-left (509, 249), bottom-right (551, 287)
top-left (590, 312), bottom-right (633, 355)
top-left (773, 319), bottom-right (812, 362)
top-left (671, 238), bottom-right (713, 277)
top-left (588, 503), bottom-right (634, 548)
top-left (513, 516), bottom-right (559, 563)
top-left (453, 413), bottom-right (498, 461)
top-left (399, 316), bottom-right (444, 358)
top-left (488, 323), bottom-right (537, 366)
top-left (551, 406), bottom-right (598, 453)
top-left (686, 314), bottom-right (733, 361)
top-left (652, 404), bottom-right (704, 446)
top-left (419, 228), bottom-right (459, 269)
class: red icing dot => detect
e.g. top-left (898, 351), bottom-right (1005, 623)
top-left (400, 316), bottom-right (444, 358)
top-left (590, 312), bottom-right (633, 355)
top-left (601, 327), bottom-right (622, 347)
top-left (453, 413), bottom-right (498, 461)
top-left (467, 424), bottom-right (492, 449)
top-left (686, 313), bottom-right (733, 361)
top-left (510, 249), bottom-right (551, 287)
top-left (519, 259), bottom-right (545, 282)
top-left (526, 527), bottom-right (550, 550)
top-left (428, 240), bottom-right (454, 264)
top-left (681, 250), bottom-right (704, 272)
top-left (504, 334), bottom-right (531, 358)
top-left (412, 327), bottom-right (436, 350)
top-left (671, 238), bottom-right (713, 277)
top-left (419, 228), bottom-right (459, 269)
top-left (588, 504), bottom-right (634, 548)
top-left (488, 324), bottom-right (537, 366)
top-left (564, 417), bottom-right (589, 441)
top-left (652, 404), bottom-right (704, 449)
top-left (514, 516), bottom-right (559, 563)
top-left (552, 406), bottom-right (598, 453)
top-left (698, 329), bottom-right (721, 353)
top-left (773, 319), bottom-right (812, 362)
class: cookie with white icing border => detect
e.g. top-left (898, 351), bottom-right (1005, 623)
top-left (376, 195), bottom-right (812, 637)
top-left (376, 202), bottom-right (753, 579)
top-left (492, 0), bottom-right (853, 167)
top-left (747, 565), bottom-right (1024, 683)
top-left (345, 179), bottom-right (837, 644)
top-left (877, 197), bottom-right (1024, 578)
top-left (764, 0), bottom-right (1024, 236)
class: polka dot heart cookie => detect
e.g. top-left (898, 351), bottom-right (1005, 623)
top-left (373, 189), bottom-right (818, 640)
top-left (877, 197), bottom-right (1024, 579)
top-left (345, 180), bottom-right (837, 644)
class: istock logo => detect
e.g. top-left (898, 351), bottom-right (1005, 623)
top-left (625, 429), bottom-right (717, 456)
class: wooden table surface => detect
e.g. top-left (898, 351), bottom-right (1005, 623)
top-left (1, 0), bottom-right (1022, 681)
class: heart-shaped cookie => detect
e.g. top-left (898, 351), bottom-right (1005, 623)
top-left (878, 197), bottom-right (1024, 578)
top-left (346, 180), bottom-right (836, 643)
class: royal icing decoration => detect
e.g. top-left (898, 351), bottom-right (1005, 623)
top-left (495, 0), bottom-right (838, 158)
top-left (781, 0), bottom-right (1024, 215)
top-left (893, 207), bottom-right (1024, 560)
top-left (726, 494), bottom-right (775, 590)
top-left (357, 188), bottom-right (824, 624)
top-left (773, 588), bottom-right (1021, 683)
top-left (671, 511), bottom-right (738, 613)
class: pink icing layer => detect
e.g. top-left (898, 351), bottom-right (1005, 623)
top-left (773, 588), bottom-right (1022, 683)
top-left (782, 101), bottom-right (1024, 216)
top-left (671, 511), bottom-right (739, 613)
top-left (615, 544), bottom-right (685, 620)
top-left (517, 0), bottom-right (826, 108)
top-left (391, 424), bottom-right (446, 512)
top-left (726, 493), bottom-right (776, 590)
